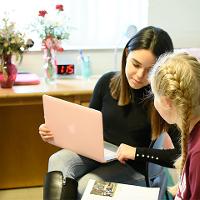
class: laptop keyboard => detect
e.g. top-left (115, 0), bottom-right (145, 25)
top-left (104, 148), bottom-right (117, 161)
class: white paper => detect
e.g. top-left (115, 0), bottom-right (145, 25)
top-left (81, 179), bottom-right (160, 200)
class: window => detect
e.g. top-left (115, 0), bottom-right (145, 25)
top-left (0, 0), bottom-right (148, 50)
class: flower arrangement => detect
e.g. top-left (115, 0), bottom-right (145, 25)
top-left (30, 4), bottom-right (70, 83)
top-left (0, 17), bottom-right (33, 79)
top-left (32, 4), bottom-right (70, 52)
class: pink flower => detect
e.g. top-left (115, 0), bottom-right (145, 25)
top-left (56, 4), bottom-right (64, 11)
top-left (42, 36), bottom-right (64, 52)
top-left (38, 10), bottom-right (48, 17)
top-left (43, 37), bottom-right (54, 49)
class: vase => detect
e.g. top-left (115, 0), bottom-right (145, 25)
top-left (43, 48), bottom-right (57, 84)
top-left (0, 55), bottom-right (17, 88)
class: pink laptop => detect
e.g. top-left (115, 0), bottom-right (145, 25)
top-left (42, 94), bottom-right (117, 163)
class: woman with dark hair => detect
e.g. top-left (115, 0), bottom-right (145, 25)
top-left (39, 26), bottom-right (181, 200)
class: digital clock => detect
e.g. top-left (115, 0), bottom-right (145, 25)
top-left (57, 64), bottom-right (75, 75)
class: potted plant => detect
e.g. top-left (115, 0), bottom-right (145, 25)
top-left (0, 18), bottom-right (33, 88)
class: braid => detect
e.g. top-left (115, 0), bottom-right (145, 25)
top-left (151, 52), bottom-right (200, 169)
top-left (178, 95), bottom-right (191, 172)
top-left (151, 52), bottom-right (200, 196)
top-left (177, 54), bottom-right (200, 171)
top-left (166, 67), bottom-right (192, 171)
top-left (171, 69), bottom-right (192, 172)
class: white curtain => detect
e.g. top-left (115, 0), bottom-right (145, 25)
top-left (0, 0), bottom-right (148, 50)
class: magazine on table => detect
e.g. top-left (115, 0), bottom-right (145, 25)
top-left (81, 179), bottom-right (160, 200)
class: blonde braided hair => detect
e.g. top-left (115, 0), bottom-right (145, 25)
top-left (150, 52), bottom-right (200, 194)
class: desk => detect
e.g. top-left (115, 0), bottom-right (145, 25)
top-left (0, 78), bottom-right (97, 189)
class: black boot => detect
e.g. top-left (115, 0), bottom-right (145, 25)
top-left (43, 171), bottom-right (63, 200)
top-left (61, 177), bottom-right (78, 200)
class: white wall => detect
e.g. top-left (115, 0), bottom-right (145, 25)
top-left (148, 0), bottom-right (200, 48)
top-left (18, 0), bottom-right (200, 76)
top-left (19, 49), bottom-right (122, 77)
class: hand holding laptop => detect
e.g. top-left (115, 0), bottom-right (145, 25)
top-left (41, 94), bottom-right (118, 163)
top-left (39, 119), bottom-right (136, 166)
top-left (39, 123), bottom-right (54, 143)
top-left (39, 121), bottom-right (135, 165)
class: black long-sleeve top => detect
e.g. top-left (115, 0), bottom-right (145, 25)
top-left (89, 72), bottom-right (181, 175)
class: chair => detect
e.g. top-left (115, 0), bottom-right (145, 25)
top-left (145, 133), bottom-right (170, 200)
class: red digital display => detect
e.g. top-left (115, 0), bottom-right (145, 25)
top-left (57, 64), bottom-right (75, 75)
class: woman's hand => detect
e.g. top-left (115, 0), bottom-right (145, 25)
top-left (116, 143), bottom-right (136, 164)
top-left (38, 123), bottom-right (54, 142)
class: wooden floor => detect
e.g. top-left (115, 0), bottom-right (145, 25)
top-left (0, 187), bottom-right (43, 200)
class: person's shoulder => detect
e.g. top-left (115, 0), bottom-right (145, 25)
top-left (100, 71), bottom-right (117, 79)
top-left (92, 72), bottom-right (117, 96)
top-left (98, 71), bottom-right (118, 83)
